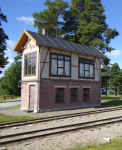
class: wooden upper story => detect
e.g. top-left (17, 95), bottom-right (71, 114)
top-left (13, 29), bottom-right (108, 82)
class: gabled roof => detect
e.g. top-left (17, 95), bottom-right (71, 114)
top-left (13, 29), bottom-right (107, 59)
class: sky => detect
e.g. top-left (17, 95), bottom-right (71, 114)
top-left (0, 0), bottom-right (122, 77)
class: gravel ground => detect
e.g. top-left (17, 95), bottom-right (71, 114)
top-left (1, 109), bottom-right (122, 150)
top-left (0, 99), bottom-right (21, 111)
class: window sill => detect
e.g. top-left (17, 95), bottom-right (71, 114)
top-left (70, 101), bottom-right (78, 102)
top-left (55, 101), bottom-right (65, 104)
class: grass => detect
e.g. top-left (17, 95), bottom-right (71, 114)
top-left (0, 113), bottom-right (39, 124)
top-left (0, 95), bottom-right (21, 103)
top-left (4, 104), bottom-right (21, 110)
top-left (68, 138), bottom-right (122, 150)
top-left (101, 99), bottom-right (122, 107)
top-left (101, 94), bottom-right (122, 99)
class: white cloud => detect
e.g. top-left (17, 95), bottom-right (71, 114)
top-left (105, 50), bottom-right (122, 57)
top-left (0, 59), bottom-right (14, 78)
top-left (17, 16), bottom-right (34, 25)
top-left (6, 40), bottom-right (16, 49)
top-left (5, 48), bottom-right (12, 58)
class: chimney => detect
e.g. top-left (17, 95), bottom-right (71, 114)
top-left (42, 28), bottom-right (48, 36)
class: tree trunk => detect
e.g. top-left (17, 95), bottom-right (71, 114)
top-left (56, 13), bottom-right (58, 38)
top-left (115, 88), bottom-right (117, 96)
top-left (106, 85), bottom-right (107, 96)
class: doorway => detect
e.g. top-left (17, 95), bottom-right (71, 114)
top-left (29, 85), bottom-right (35, 110)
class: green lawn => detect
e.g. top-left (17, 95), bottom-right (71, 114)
top-left (101, 94), bottom-right (122, 99)
top-left (0, 113), bottom-right (39, 124)
top-left (69, 138), bottom-right (122, 150)
top-left (101, 99), bottom-right (122, 107)
top-left (0, 95), bottom-right (21, 103)
top-left (4, 104), bottom-right (21, 110)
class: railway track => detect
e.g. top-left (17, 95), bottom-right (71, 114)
top-left (0, 107), bottom-right (122, 129)
top-left (0, 115), bottom-right (122, 145)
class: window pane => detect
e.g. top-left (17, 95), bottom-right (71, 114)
top-left (85, 71), bottom-right (89, 77)
top-left (56, 88), bottom-right (64, 102)
top-left (32, 52), bottom-right (36, 57)
top-left (51, 54), bottom-right (57, 59)
top-left (24, 60), bottom-right (28, 75)
top-left (85, 64), bottom-right (89, 70)
top-left (65, 56), bottom-right (70, 60)
top-left (64, 61), bottom-right (70, 76)
top-left (58, 55), bottom-right (63, 59)
top-left (58, 60), bottom-right (64, 67)
top-left (83, 88), bottom-right (89, 100)
top-left (58, 68), bottom-right (63, 75)
top-left (80, 58), bottom-right (84, 63)
top-left (28, 59), bottom-right (32, 64)
top-left (85, 60), bottom-right (89, 64)
top-left (80, 63), bottom-right (84, 77)
top-left (28, 65), bottom-right (31, 74)
top-left (28, 54), bottom-right (32, 58)
top-left (51, 59), bottom-right (57, 75)
top-left (90, 65), bottom-right (93, 78)
top-left (32, 58), bottom-right (36, 74)
top-left (25, 55), bottom-right (28, 59)
top-left (90, 60), bottom-right (94, 65)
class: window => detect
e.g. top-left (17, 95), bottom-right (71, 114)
top-left (50, 53), bottom-right (70, 76)
top-left (83, 88), bottom-right (89, 101)
top-left (56, 88), bottom-right (64, 103)
top-left (79, 58), bottom-right (94, 78)
top-left (24, 52), bottom-right (36, 76)
top-left (70, 88), bottom-right (77, 102)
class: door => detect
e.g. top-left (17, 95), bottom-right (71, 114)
top-left (29, 85), bottom-right (35, 110)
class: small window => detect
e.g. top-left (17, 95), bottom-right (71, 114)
top-left (24, 52), bottom-right (36, 76)
top-left (70, 88), bottom-right (77, 102)
top-left (83, 88), bottom-right (89, 101)
top-left (56, 88), bottom-right (64, 103)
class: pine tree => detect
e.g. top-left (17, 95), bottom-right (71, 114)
top-left (32, 0), bottom-right (69, 38)
top-left (118, 70), bottom-right (122, 96)
top-left (62, 0), bottom-right (85, 42)
top-left (63, 0), bottom-right (119, 54)
top-left (109, 63), bottom-right (120, 96)
top-left (0, 8), bottom-right (9, 74)
top-left (101, 59), bottom-right (110, 96)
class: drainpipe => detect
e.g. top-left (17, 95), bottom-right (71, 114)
top-left (38, 45), bottom-right (45, 111)
top-left (100, 59), bottom-right (102, 106)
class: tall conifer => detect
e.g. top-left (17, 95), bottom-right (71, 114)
top-left (63, 0), bottom-right (119, 54)
top-left (32, 0), bottom-right (69, 38)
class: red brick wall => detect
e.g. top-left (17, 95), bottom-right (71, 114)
top-left (39, 81), bottom-right (100, 110)
top-left (21, 80), bottom-right (100, 111)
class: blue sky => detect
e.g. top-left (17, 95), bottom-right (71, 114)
top-left (0, 0), bottom-right (122, 77)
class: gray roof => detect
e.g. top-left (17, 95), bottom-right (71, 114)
top-left (27, 30), bottom-right (107, 59)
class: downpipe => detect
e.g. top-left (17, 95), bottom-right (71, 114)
top-left (38, 45), bottom-right (45, 112)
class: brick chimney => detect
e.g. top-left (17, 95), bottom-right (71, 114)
top-left (42, 28), bottom-right (48, 36)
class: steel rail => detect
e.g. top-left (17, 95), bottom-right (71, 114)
top-left (0, 115), bottom-right (122, 145)
top-left (0, 107), bottom-right (122, 129)
top-left (0, 116), bottom-right (122, 142)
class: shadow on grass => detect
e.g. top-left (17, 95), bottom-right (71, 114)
top-left (101, 99), bottom-right (122, 107)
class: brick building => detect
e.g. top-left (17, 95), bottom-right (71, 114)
top-left (13, 29), bottom-right (107, 113)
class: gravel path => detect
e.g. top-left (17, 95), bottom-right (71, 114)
top-left (1, 109), bottom-right (122, 150)
top-left (0, 99), bottom-right (21, 111)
